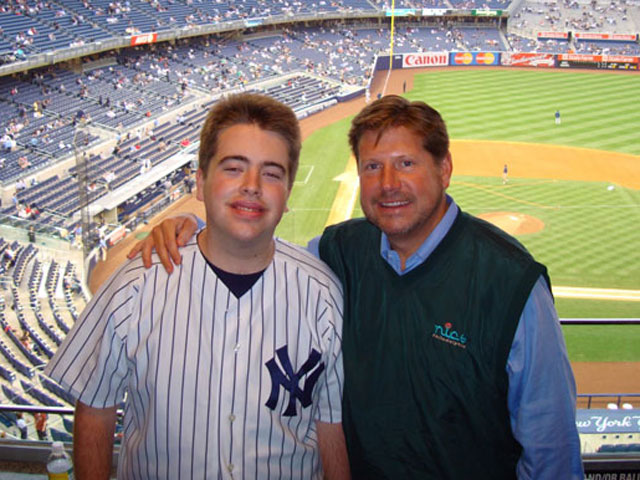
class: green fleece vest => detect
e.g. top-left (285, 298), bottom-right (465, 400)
top-left (319, 211), bottom-right (549, 480)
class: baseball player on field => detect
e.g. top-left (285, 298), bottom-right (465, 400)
top-left (44, 93), bottom-right (350, 480)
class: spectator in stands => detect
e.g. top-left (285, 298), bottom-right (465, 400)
top-left (28, 225), bottom-right (36, 243)
top-left (17, 205), bottom-right (29, 219)
top-left (103, 170), bottom-right (116, 190)
top-left (3, 246), bottom-right (16, 266)
top-left (18, 156), bottom-right (30, 170)
top-left (16, 413), bottom-right (27, 440)
top-left (30, 203), bottom-right (40, 219)
top-left (45, 93), bottom-right (349, 479)
top-left (134, 96), bottom-right (584, 479)
top-left (1, 134), bottom-right (16, 152)
top-left (72, 224), bottom-right (82, 249)
top-left (20, 330), bottom-right (31, 351)
top-left (98, 233), bottom-right (108, 261)
top-left (34, 412), bottom-right (47, 441)
top-left (184, 176), bottom-right (194, 194)
top-left (112, 143), bottom-right (121, 157)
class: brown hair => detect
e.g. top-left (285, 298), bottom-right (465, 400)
top-left (198, 93), bottom-right (301, 188)
top-left (348, 95), bottom-right (449, 164)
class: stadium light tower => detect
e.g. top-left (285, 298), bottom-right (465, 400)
top-left (72, 111), bottom-right (92, 260)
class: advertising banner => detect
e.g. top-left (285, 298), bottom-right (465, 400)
top-left (574, 32), bottom-right (638, 41)
top-left (385, 8), bottom-right (416, 16)
top-left (537, 31), bottom-right (569, 39)
top-left (422, 8), bottom-right (447, 15)
top-left (501, 52), bottom-right (555, 67)
top-left (576, 409), bottom-right (640, 434)
top-left (557, 54), bottom-right (638, 70)
top-left (471, 9), bottom-right (502, 16)
top-left (130, 32), bottom-right (158, 46)
top-left (450, 51), bottom-right (499, 66)
top-left (402, 52), bottom-right (449, 68)
top-left (585, 472), bottom-right (640, 479)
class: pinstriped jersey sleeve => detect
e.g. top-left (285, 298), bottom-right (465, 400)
top-left (44, 260), bottom-right (142, 408)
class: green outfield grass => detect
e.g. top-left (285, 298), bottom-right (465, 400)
top-left (562, 325), bottom-right (640, 362)
top-left (276, 69), bottom-right (640, 361)
top-left (450, 175), bottom-right (640, 290)
top-left (409, 69), bottom-right (640, 155)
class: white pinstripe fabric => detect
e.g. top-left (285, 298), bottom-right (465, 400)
top-left (44, 238), bottom-right (344, 479)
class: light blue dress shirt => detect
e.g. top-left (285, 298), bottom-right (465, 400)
top-left (307, 195), bottom-right (584, 479)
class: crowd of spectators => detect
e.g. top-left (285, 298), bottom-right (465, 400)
top-left (1, 0), bottom-right (637, 69)
top-left (1, 16), bottom-right (509, 179)
top-left (510, 0), bottom-right (639, 38)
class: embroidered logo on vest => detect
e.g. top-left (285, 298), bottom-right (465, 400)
top-left (265, 345), bottom-right (325, 416)
top-left (432, 322), bottom-right (468, 349)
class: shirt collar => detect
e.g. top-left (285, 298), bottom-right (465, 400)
top-left (380, 195), bottom-right (458, 275)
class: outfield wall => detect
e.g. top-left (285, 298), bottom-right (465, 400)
top-left (374, 51), bottom-right (640, 72)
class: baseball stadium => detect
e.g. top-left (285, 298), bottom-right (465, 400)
top-left (0, 0), bottom-right (638, 477)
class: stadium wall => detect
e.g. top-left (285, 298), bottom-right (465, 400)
top-left (377, 51), bottom-right (640, 72)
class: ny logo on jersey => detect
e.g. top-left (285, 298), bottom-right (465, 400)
top-left (265, 345), bottom-right (325, 417)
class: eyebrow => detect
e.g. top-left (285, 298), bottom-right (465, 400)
top-left (218, 156), bottom-right (287, 174)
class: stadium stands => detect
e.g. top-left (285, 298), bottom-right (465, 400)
top-left (0, 235), bottom-right (82, 436)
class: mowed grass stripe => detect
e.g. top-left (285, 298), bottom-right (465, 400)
top-left (410, 69), bottom-right (640, 154)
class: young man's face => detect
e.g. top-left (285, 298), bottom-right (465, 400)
top-left (196, 123), bottom-right (291, 250)
top-left (357, 125), bottom-right (452, 256)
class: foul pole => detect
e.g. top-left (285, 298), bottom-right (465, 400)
top-left (382, 0), bottom-right (396, 96)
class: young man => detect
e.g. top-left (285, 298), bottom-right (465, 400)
top-left (130, 96), bottom-right (583, 479)
top-left (45, 93), bottom-right (349, 480)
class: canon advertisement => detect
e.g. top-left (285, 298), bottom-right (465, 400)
top-left (402, 52), bottom-right (449, 68)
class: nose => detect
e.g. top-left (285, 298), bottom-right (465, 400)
top-left (241, 168), bottom-right (261, 196)
top-left (380, 165), bottom-right (399, 192)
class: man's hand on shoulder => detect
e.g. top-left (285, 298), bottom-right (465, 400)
top-left (127, 213), bottom-right (199, 273)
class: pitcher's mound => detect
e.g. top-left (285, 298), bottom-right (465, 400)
top-left (477, 212), bottom-right (544, 235)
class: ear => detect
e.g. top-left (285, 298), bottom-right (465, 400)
top-left (195, 168), bottom-right (205, 202)
top-left (440, 152), bottom-right (453, 190)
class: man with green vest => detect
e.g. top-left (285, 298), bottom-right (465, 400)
top-left (129, 95), bottom-right (583, 479)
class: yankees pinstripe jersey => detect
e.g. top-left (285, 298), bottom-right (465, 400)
top-left (44, 237), bottom-right (344, 479)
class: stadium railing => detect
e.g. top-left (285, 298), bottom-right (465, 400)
top-left (0, 403), bottom-right (638, 476)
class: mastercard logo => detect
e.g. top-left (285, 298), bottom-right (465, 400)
top-left (454, 52), bottom-right (473, 65)
top-left (477, 52), bottom-right (496, 64)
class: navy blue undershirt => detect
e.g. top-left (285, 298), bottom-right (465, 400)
top-left (203, 256), bottom-right (265, 298)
